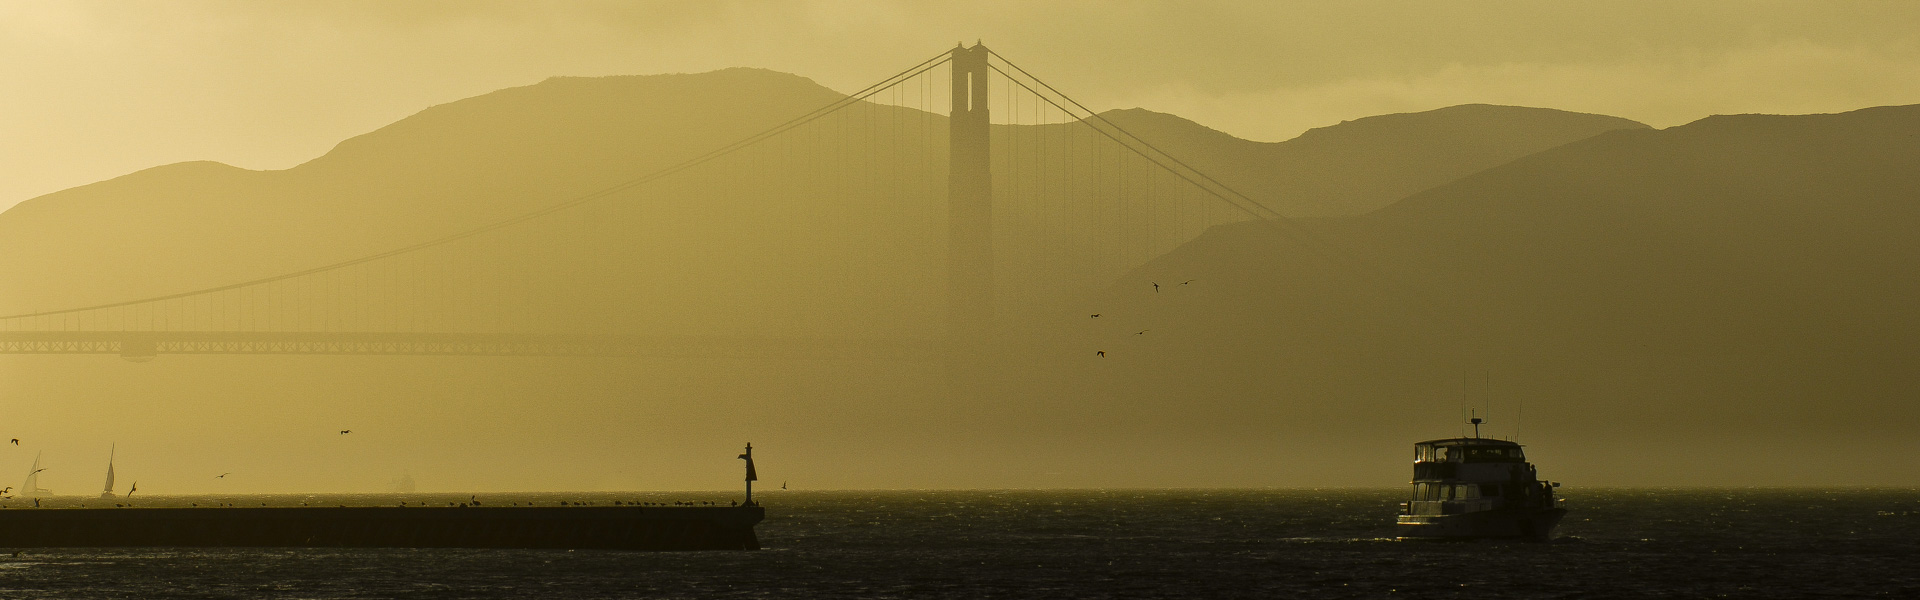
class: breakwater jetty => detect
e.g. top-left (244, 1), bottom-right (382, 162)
top-left (0, 505), bottom-right (763, 550)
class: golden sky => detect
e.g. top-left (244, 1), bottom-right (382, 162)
top-left (3, 0), bottom-right (1918, 209)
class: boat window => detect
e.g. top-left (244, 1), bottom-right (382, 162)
top-left (1459, 484), bottom-right (1479, 500)
top-left (1461, 447), bottom-right (1523, 462)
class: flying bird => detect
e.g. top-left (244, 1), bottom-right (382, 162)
top-left (1152, 282), bottom-right (1159, 293)
top-left (28, 468), bottom-right (45, 476)
top-left (1090, 314), bottom-right (1100, 318)
top-left (1135, 330), bottom-right (1148, 335)
top-left (1181, 280), bottom-right (1195, 285)
top-left (215, 473), bottom-right (230, 479)
top-left (339, 430), bottom-right (351, 435)
top-left (1096, 350), bottom-right (1106, 357)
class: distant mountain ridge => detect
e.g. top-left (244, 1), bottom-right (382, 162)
top-left (0, 68), bottom-right (1642, 315)
top-left (1100, 104), bottom-right (1647, 217)
top-left (20, 67), bottom-right (1905, 488)
top-left (1060, 102), bottom-right (1920, 484)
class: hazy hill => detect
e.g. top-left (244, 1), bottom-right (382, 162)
top-left (1050, 103), bottom-right (1920, 484)
top-left (1099, 104), bottom-right (1647, 217)
top-left (0, 69), bottom-right (854, 319)
top-left (0, 70), bottom-right (1639, 320)
top-left (3, 66), bottom-right (1811, 492)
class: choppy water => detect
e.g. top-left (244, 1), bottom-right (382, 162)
top-left (1, 488), bottom-right (1917, 598)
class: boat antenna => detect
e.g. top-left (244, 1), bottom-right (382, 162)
top-left (1459, 372), bottom-right (1469, 438)
top-left (1468, 410), bottom-right (1484, 439)
top-left (1516, 394), bottom-right (1524, 443)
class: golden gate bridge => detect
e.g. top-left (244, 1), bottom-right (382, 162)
top-left (0, 44), bottom-right (1290, 361)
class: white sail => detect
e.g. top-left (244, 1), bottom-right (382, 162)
top-left (100, 445), bottom-right (116, 499)
top-left (22, 453), bottom-right (39, 490)
top-left (21, 451), bottom-right (52, 497)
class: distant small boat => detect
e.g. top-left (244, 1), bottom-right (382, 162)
top-left (387, 474), bottom-right (416, 493)
top-left (20, 452), bottom-right (53, 498)
top-left (100, 445), bottom-right (118, 499)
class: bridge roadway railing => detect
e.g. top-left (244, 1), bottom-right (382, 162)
top-left (0, 331), bottom-right (945, 361)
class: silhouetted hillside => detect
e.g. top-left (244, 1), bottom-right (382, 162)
top-left (1049, 103), bottom-right (1920, 484)
top-left (1100, 104), bottom-right (1647, 217)
top-left (0, 69), bottom-right (855, 320)
top-left (0, 70), bottom-right (1639, 321)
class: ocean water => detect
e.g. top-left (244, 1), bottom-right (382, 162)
top-left (1, 488), bottom-right (1917, 598)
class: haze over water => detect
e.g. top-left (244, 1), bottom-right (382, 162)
top-left (1, 3), bottom-right (1920, 596)
top-left (3, 2), bottom-right (1919, 494)
top-left (0, 2), bottom-right (1912, 596)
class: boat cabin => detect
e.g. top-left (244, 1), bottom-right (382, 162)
top-left (1405, 438), bottom-right (1552, 515)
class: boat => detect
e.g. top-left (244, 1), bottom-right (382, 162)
top-left (1396, 415), bottom-right (1564, 541)
top-left (19, 452), bottom-right (53, 498)
top-left (387, 474), bottom-right (416, 493)
top-left (100, 445), bottom-right (117, 500)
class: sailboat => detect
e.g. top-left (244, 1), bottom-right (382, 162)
top-left (20, 451), bottom-right (53, 498)
top-left (100, 445), bottom-right (117, 499)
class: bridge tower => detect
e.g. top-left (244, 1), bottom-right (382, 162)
top-left (948, 42), bottom-right (992, 343)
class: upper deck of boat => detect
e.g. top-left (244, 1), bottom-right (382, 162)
top-left (1414, 437), bottom-right (1527, 464)
top-left (1415, 437), bottom-right (1522, 448)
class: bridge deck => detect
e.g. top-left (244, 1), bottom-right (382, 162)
top-left (0, 331), bottom-right (944, 360)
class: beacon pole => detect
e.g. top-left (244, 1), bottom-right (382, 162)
top-left (738, 443), bottom-right (757, 506)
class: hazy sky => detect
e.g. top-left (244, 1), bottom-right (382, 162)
top-left (3, 0), bottom-right (1919, 211)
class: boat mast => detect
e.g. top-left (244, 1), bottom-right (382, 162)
top-left (103, 444), bottom-right (116, 496)
top-left (23, 451), bottom-right (42, 492)
top-left (1468, 411), bottom-right (1484, 439)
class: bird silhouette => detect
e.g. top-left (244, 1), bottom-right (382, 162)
top-left (1135, 330), bottom-right (1148, 335)
top-left (215, 473), bottom-right (230, 479)
top-left (339, 430), bottom-right (351, 435)
top-left (1090, 314), bottom-right (1100, 318)
top-left (1096, 350), bottom-right (1106, 357)
top-left (1152, 282), bottom-right (1159, 292)
top-left (29, 468), bottom-right (45, 476)
top-left (1181, 279), bottom-right (1195, 285)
